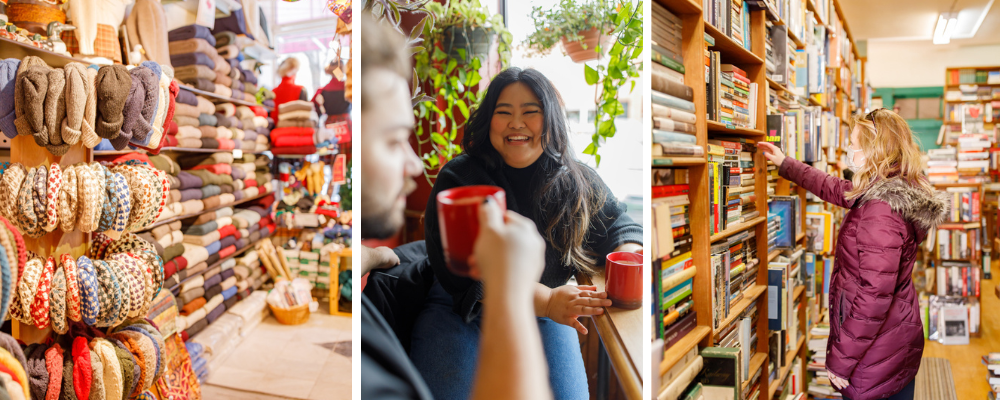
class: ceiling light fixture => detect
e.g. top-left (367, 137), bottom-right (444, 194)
top-left (933, 13), bottom-right (958, 44)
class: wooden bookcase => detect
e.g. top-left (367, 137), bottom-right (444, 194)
top-left (655, 0), bottom-right (867, 398)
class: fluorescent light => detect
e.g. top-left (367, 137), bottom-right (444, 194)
top-left (933, 13), bottom-right (958, 44)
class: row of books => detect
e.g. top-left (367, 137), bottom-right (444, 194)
top-left (704, 0), bottom-right (752, 51)
top-left (945, 85), bottom-right (1000, 102)
top-left (923, 294), bottom-right (980, 344)
top-left (806, 317), bottom-right (836, 399)
top-left (944, 187), bottom-right (982, 222)
top-left (935, 224), bottom-right (982, 261)
top-left (947, 68), bottom-right (1000, 85)
top-left (705, 52), bottom-right (760, 129)
top-left (708, 138), bottom-right (759, 234)
top-left (710, 228), bottom-right (760, 329)
top-left (651, 3), bottom-right (703, 160)
top-left (767, 195), bottom-right (801, 253)
top-left (933, 262), bottom-right (982, 297)
top-left (764, 107), bottom-right (834, 163)
top-left (927, 146), bottom-right (992, 184)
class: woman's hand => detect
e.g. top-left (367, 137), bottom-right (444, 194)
top-left (540, 285), bottom-right (612, 335)
top-left (827, 369), bottom-right (850, 390)
top-left (758, 142), bottom-right (786, 167)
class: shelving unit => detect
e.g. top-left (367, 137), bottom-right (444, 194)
top-left (141, 190), bottom-right (275, 231)
top-left (654, 0), bottom-right (867, 398)
top-left (178, 84), bottom-right (274, 111)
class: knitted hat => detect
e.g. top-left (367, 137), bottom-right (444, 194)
top-left (25, 344), bottom-right (47, 400)
top-left (71, 337), bottom-right (91, 400)
top-left (0, 164), bottom-right (24, 222)
top-left (61, 357), bottom-right (76, 400)
top-left (30, 256), bottom-right (55, 329)
top-left (45, 343), bottom-right (64, 399)
top-left (49, 268), bottom-right (68, 334)
top-left (12, 257), bottom-right (41, 325)
top-left (80, 68), bottom-right (100, 148)
top-left (13, 57), bottom-right (50, 144)
top-left (0, 59), bottom-right (21, 139)
top-left (0, 346), bottom-right (28, 399)
top-left (88, 351), bottom-right (103, 400)
top-left (94, 65), bottom-right (131, 140)
top-left (103, 173), bottom-right (131, 240)
top-left (0, 336), bottom-right (24, 379)
top-left (58, 166), bottom-right (78, 233)
top-left (113, 66), bottom-right (157, 150)
top-left (32, 166), bottom-right (47, 226)
top-left (76, 256), bottom-right (99, 326)
top-left (0, 241), bottom-right (10, 324)
top-left (138, 62), bottom-right (165, 147)
top-left (75, 165), bottom-right (101, 233)
top-left (89, 339), bottom-right (120, 400)
top-left (111, 345), bottom-right (134, 400)
top-left (93, 261), bottom-right (121, 327)
top-left (44, 68), bottom-right (68, 155)
top-left (0, 219), bottom-right (24, 288)
top-left (61, 63), bottom-right (89, 146)
top-left (43, 163), bottom-right (61, 232)
top-left (61, 254), bottom-right (81, 322)
top-left (95, 166), bottom-right (115, 233)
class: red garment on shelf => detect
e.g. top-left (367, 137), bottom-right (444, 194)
top-left (190, 164), bottom-right (232, 175)
top-left (271, 75), bottom-right (305, 121)
top-left (217, 245), bottom-right (236, 259)
top-left (272, 135), bottom-right (316, 148)
top-left (217, 225), bottom-right (237, 239)
top-left (270, 145), bottom-right (317, 155)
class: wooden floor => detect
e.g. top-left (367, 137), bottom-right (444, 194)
top-left (921, 264), bottom-right (998, 400)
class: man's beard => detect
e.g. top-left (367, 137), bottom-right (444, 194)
top-left (360, 178), bottom-right (416, 239)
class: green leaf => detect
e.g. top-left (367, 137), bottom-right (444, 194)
top-left (456, 100), bottom-right (470, 119)
top-left (471, 57), bottom-right (482, 70)
top-left (584, 64), bottom-right (599, 85)
top-left (450, 125), bottom-right (458, 140)
top-left (595, 154), bottom-right (601, 167)
top-left (583, 142), bottom-right (598, 155)
top-left (599, 119), bottom-right (615, 136)
top-left (458, 69), bottom-right (467, 84)
top-left (433, 48), bottom-right (447, 61)
top-left (450, 76), bottom-right (465, 93)
top-left (410, 18), bottom-right (427, 42)
top-left (630, 80), bottom-right (636, 93)
top-left (415, 124), bottom-right (424, 137)
top-left (431, 132), bottom-right (447, 146)
top-left (428, 155), bottom-right (439, 168)
top-left (446, 59), bottom-right (458, 75)
top-left (603, 99), bottom-right (624, 116)
top-left (456, 48), bottom-right (466, 60)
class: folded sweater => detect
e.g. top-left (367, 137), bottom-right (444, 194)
top-left (170, 52), bottom-right (216, 70)
top-left (168, 25), bottom-right (217, 46)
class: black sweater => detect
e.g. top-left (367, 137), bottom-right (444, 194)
top-left (424, 154), bottom-right (644, 322)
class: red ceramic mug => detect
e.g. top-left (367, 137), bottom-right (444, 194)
top-left (606, 251), bottom-right (643, 309)
top-left (436, 185), bottom-right (507, 277)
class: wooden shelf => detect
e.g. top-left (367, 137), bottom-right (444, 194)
top-left (94, 147), bottom-right (270, 156)
top-left (767, 250), bottom-right (781, 263)
top-left (787, 29), bottom-right (805, 49)
top-left (178, 84), bottom-right (273, 111)
top-left (933, 182), bottom-right (982, 188)
top-left (703, 22), bottom-right (764, 65)
top-left (796, 232), bottom-right (805, 242)
top-left (794, 284), bottom-right (805, 299)
top-left (742, 352), bottom-right (768, 392)
top-left (767, 77), bottom-right (791, 93)
top-left (707, 120), bottom-right (765, 137)
top-left (659, 325), bottom-right (710, 375)
top-left (655, 0), bottom-right (701, 14)
top-left (713, 284), bottom-right (767, 336)
top-left (768, 335), bottom-right (806, 398)
top-left (140, 190), bottom-right (274, 231)
top-left (710, 216), bottom-right (767, 243)
top-left (0, 37), bottom-right (90, 68)
top-left (652, 156), bottom-right (707, 166)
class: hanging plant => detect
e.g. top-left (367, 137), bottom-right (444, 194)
top-left (523, 0), bottom-right (614, 63)
top-left (411, 0), bottom-right (512, 184)
top-left (362, 0), bottom-right (436, 106)
top-left (582, 0), bottom-right (642, 166)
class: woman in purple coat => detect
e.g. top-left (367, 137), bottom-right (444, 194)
top-left (759, 108), bottom-right (949, 400)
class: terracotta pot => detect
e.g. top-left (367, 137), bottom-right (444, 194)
top-left (561, 27), bottom-right (610, 63)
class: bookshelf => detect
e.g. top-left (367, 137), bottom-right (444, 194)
top-left (652, 0), bottom-right (868, 398)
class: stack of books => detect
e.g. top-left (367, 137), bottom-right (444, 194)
top-left (709, 229), bottom-right (759, 331)
top-left (956, 134), bottom-right (992, 181)
top-left (924, 295), bottom-right (980, 342)
top-left (704, 0), bottom-right (752, 51)
top-left (927, 148), bottom-right (959, 183)
top-left (708, 140), bottom-right (741, 233)
top-left (659, 251), bottom-right (696, 345)
top-left (935, 261), bottom-right (981, 297)
top-left (984, 353), bottom-right (999, 400)
top-left (652, 168), bottom-right (696, 344)
top-left (943, 186), bottom-right (982, 222)
top-left (652, 4), bottom-right (702, 159)
top-left (720, 65), bottom-right (757, 129)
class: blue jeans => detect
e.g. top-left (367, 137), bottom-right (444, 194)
top-left (409, 280), bottom-right (589, 400)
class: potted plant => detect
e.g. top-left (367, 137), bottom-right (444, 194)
top-left (410, 0), bottom-right (511, 183)
top-left (524, 0), bottom-right (614, 63)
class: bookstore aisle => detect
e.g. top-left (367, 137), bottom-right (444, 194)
top-left (0, 1), bottom-right (352, 399)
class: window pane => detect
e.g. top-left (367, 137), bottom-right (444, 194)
top-left (895, 98), bottom-right (917, 119)
top-left (918, 98), bottom-right (942, 119)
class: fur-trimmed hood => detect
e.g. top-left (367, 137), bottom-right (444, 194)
top-left (857, 176), bottom-right (950, 230)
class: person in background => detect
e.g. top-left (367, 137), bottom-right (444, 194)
top-left (759, 108), bottom-right (949, 400)
top-left (271, 57), bottom-right (308, 121)
top-left (359, 13), bottom-right (552, 400)
top-left (313, 59), bottom-right (351, 126)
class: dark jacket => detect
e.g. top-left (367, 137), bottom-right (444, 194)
top-left (425, 154), bottom-right (643, 322)
top-left (779, 158), bottom-right (948, 400)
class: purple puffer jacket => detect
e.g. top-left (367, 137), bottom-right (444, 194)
top-left (780, 159), bottom-right (948, 400)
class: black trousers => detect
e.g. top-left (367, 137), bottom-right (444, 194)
top-left (844, 379), bottom-right (915, 400)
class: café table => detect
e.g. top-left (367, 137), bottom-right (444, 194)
top-left (577, 270), bottom-right (642, 400)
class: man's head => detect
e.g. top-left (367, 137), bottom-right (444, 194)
top-left (360, 13), bottom-right (422, 239)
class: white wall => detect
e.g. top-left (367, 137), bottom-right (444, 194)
top-left (867, 40), bottom-right (1000, 87)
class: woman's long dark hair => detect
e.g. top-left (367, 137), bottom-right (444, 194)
top-left (462, 67), bottom-right (606, 275)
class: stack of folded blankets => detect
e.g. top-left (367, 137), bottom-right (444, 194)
top-left (217, 103), bottom-right (269, 152)
top-left (187, 291), bottom-right (268, 379)
top-left (271, 100), bottom-right (319, 154)
top-left (186, 341), bottom-right (209, 382)
top-left (212, 29), bottom-right (258, 105)
top-left (168, 25), bottom-right (228, 97)
top-left (149, 153), bottom-right (185, 220)
top-left (232, 249), bottom-right (267, 297)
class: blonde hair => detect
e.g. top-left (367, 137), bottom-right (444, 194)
top-left (277, 57), bottom-right (300, 77)
top-left (845, 108), bottom-right (935, 200)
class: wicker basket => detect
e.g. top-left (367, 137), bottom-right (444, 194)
top-left (270, 302), bottom-right (310, 325)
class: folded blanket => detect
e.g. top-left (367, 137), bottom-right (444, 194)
top-left (220, 276), bottom-right (237, 291)
top-left (271, 144), bottom-right (317, 155)
top-left (217, 245), bottom-right (236, 259)
top-left (185, 317), bottom-right (208, 339)
top-left (203, 274), bottom-right (222, 291)
top-left (172, 102), bottom-right (200, 119)
top-left (202, 195), bottom-right (222, 209)
top-left (273, 135), bottom-right (316, 148)
top-left (176, 137), bottom-right (203, 148)
top-left (168, 25), bottom-right (217, 46)
top-left (192, 163), bottom-right (232, 175)
top-left (181, 275), bottom-right (205, 293)
top-left (279, 100), bottom-right (314, 114)
top-left (216, 207), bottom-right (234, 218)
top-left (184, 230), bottom-right (220, 246)
top-left (182, 243), bottom-right (210, 265)
top-left (216, 126), bottom-right (233, 140)
top-left (253, 116), bottom-right (268, 128)
top-left (176, 125), bottom-right (201, 139)
top-left (218, 224), bottom-right (237, 239)
top-left (212, 52), bottom-right (231, 75)
top-left (214, 31), bottom-right (237, 47)
top-left (170, 52), bottom-right (216, 70)
top-left (180, 199), bottom-right (205, 215)
top-left (215, 71), bottom-right (232, 87)
top-left (206, 302), bottom-right (227, 324)
top-left (205, 240), bottom-right (222, 255)
top-left (214, 113), bottom-right (232, 128)
top-left (241, 69), bottom-right (258, 85)
top-left (183, 78), bottom-right (215, 92)
top-left (180, 297), bottom-right (206, 315)
top-left (177, 171), bottom-right (204, 189)
top-left (216, 103), bottom-right (235, 117)
top-left (200, 185), bottom-right (222, 198)
top-left (279, 109), bottom-right (319, 122)
top-left (219, 184), bottom-right (234, 194)
top-left (185, 220), bottom-right (218, 236)
top-left (214, 85), bottom-right (232, 99)
top-left (222, 285), bottom-right (238, 301)
top-left (173, 115), bottom-right (200, 127)
top-left (194, 212), bottom-right (217, 227)
top-left (217, 44), bottom-right (239, 59)
top-left (176, 88), bottom-right (198, 106)
top-left (198, 125), bottom-right (218, 138)
top-left (271, 126), bottom-right (315, 139)
top-left (168, 38), bottom-right (218, 59)
top-left (217, 138), bottom-right (235, 150)
top-left (175, 64), bottom-right (217, 82)
top-left (178, 289), bottom-right (205, 308)
top-left (219, 236), bottom-right (236, 250)
top-left (151, 224), bottom-right (173, 240)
